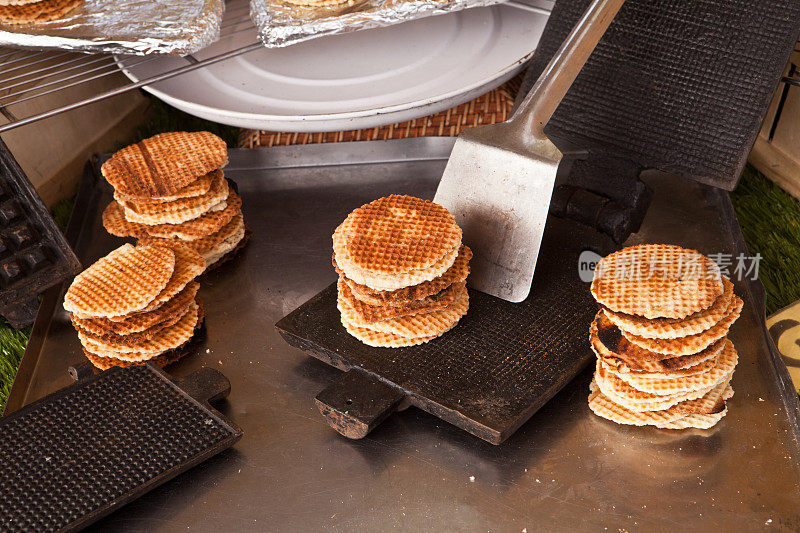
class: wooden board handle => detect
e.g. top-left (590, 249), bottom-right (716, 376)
top-left (315, 368), bottom-right (405, 439)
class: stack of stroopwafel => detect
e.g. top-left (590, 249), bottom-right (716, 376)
top-left (587, 244), bottom-right (743, 430)
top-left (0, 0), bottom-right (80, 24)
top-left (64, 243), bottom-right (206, 370)
top-left (101, 131), bottom-right (249, 271)
top-left (333, 195), bottom-right (471, 347)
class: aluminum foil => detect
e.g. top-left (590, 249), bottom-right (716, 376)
top-left (251, 0), bottom-right (507, 48)
top-left (0, 0), bottom-right (224, 55)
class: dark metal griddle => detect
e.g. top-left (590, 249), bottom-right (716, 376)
top-left (0, 364), bottom-right (242, 532)
top-left (7, 140), bottom-right (800, 530)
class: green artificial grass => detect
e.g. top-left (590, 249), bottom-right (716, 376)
top-left (730, 165), bottom-right (800, 315)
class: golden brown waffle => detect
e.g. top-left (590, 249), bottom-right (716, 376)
top-left (131, 245), bottom-right (204, 315)
top-left (593, 362), bottom-right (717, 411)
top-left (80, 301), bottom-right (200, 360)
top-left (669, 380), bottom-right (730, 416)
top-left (119, 171), bottom-right (229, 225)
top-left (659, 409), bottom-right (728, 429)
top-left (204, 227), bottom-right (251, 272)
top-left (115, 170), bottom-right (216, 205)
top-left (139, 190), bottom-right (242, 240)
top-left (590, 311), bottom-right (725, 373)
top-left (604, 277), bottom-right (735, 339)
top-left (101, 132), bottom-right (228, 198)
top-left (73, 282), bottom-right (198, 335)
top-left (591, 244), bottom-right (723, 319)
top-left (588, 389), bottom-right (687, 426)
top-left (341, 318), bottom-right (437, 348)
top-left (599, 351), bottom-right (718, 379)
top-left (139, 213), bottom-right (244, 266)
top-left (339, 283), bottom-right (468, 338)
top-left (588, 381), bottom-right (730, 427)
top-left (622, 296), bottom-right (743, 356)
top-left (337, 245), bottom-right (472, 306)
top-left (335, 228), bottom-right (459, 290)
top-left (604, 341), bottom-right (736, 395)
top-left (83, 300), bottom-right (204, 370)
top-left (102, 200), bottom-right (148, 239)
top-left (0, 0), bottom-right (80, 24)
top-left (333, 195), bottom-right (462, 290)
top-left (74, 302), bottom-right (193, 347)
top-left (338, 277), bottom-right (463, 322)
top-left (64, 244), bottom-right (175, 318)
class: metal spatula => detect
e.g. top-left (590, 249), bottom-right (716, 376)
top-left (433, 0), bottom-right (625, 302)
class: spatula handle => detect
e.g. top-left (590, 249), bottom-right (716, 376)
top-left (512, 0), bottom-right (625, 140)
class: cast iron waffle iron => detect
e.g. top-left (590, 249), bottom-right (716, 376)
top-left (277, 215), bottom-right (616, 445)
top-left (521, 0), bottom-right (800, 244)
top-left (0, 139), bottom-right (80, 327)
top-left (0, 364), bottom-right (242, 532)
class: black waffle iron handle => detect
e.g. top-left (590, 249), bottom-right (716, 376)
top-left (513, 66), bottom-right (652, 244)
top-left (315, 368), bottom-right (405, 439)
top-left (173, 366), bottom-right (232, 406)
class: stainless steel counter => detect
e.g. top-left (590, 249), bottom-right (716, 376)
top-left (8, 138), bottom-right (800, 531)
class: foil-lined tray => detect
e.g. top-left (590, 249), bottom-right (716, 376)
top-left (251, 0), bottom-right (507, 48)
top-left (0, 0), bottom-right (224, 55)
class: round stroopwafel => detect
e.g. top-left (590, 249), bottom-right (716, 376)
top-left (141, 190), bottom-right (242, 240)
top-left (341, 317), bottom-right (437, 347)
top-left (64, 244), bottom-right (175, 318)
top-left (337, 245), bottom-right (472, 306)
top-left (83, 300), bottom-right (205, 370)
top-left (115, 170), bottom-right (216, 204)
top-left (591, 244), bottom-right (723, 319)
top-left (102, 200), bottom-right (148, 239)
top-left (74, 300), bottom-right (194, 347)
top-left (588, 389), bottom-right (687, 426)
top-left (593, 361), bottom-right (717, 411)
top-left (657, 408), bottom-right (728, 429)
top-left (590, 310), bottom-right (725, 373)
top-left (0, 0), bottom-right (80, 24)
top-left (588, 381), bottom-right (730, 427)
top-left (204, 226), bottom-right (251, 272)
top-left (333, 195), bottom-right (462, 290)
top-left (609, 340), bottom-right (736, 395)
top-left (338, 277), bottom-right (464, 323)
top-left (339, 283), bottom-right (468, 338)
top-left (80, 300), bottom-right (200, 360)
top-left (668, 380), bottom-right (731, 417)
top-left (101, 132), bottom-right (228, 198)
top-left (74, 281), bottom-right (198, 335)
top-left (139, 213), bottom-right (244, 265)
top-left (335, 225), bottom-right (460, 291)
top-left (119, 170), bottom-right (229, 225)
top-left (604, 277), bottom-right (735, 339)
top-left (598, 349), bottom-right (718, 379)
top-left (127, 245), bottom-right (204, 315)
top-left (622, 296), bottom-right (743, 356)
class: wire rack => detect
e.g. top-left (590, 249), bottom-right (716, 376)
top-left (0, 0), bottom-right (555, 134)
top-left (0, 0), bottom-right (260, 133)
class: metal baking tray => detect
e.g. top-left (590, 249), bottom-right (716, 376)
top-left (7, 138), bottom-right (800, 530)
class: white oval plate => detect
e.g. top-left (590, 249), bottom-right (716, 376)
top-left (117, 1), bottom-right (550, 132)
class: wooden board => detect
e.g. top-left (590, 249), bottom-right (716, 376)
top-left (276, 216), bottom-right (616, 444)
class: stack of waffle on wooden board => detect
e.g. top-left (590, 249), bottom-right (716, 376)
top-left (587, 244), bottom-right (743, 430)
top-left (334, 195), bottom-right (471, 347)
top-left (64, 243), bottom-right (205, 370)
top-left (0, 0), bottom-right (80, 24)
top-left (102, 131), bottom-right (249, 271)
